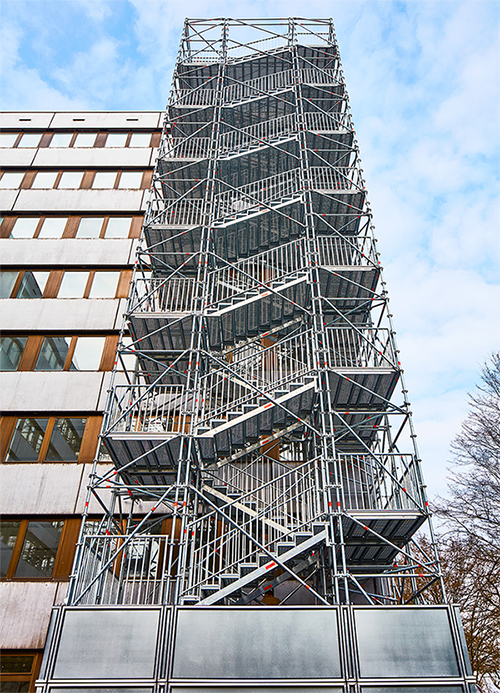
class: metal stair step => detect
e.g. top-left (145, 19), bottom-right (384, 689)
top-left (295, 532), bottom-right (313, 545)
top-left (277, 542), bottom-right (295, 556)
top-left (221, 573), bottom-right (239, 588)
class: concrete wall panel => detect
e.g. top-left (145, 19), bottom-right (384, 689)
top-left (0, 463), bottom-right (86, 515)
top-left (0, 371), bottom-right (105, 411)
top-left (0, 113), bottom-right (55, 129)
top-left (0, 581), bottom-right (59, 649)
top-left (14, 189), bottom-right (144, 213)
top-left (0, 298), bottom-right (120, 331)
top-left (50, 112), bottom-right (162, 129)
top-left (0, 149), bottom-right (36, 167)
top-left (0, 189), bottom-right (20, 211)
top-left (0, 239), bottom-right (134, 267)
top-left (33, 148), bottom-right (152, 168)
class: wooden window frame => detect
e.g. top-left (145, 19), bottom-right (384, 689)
top-left (0, 518), bottom-right (81, 582)
top-left (0, 415), bottom-right (102, 464)
top-left (0, 649), bottom-right (43, 692)
top-left (1, 214), bottom-right (143, 240)
top-left (3, 269), bottom-right (130, 298)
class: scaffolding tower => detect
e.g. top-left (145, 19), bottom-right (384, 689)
top-left (70, 17), bottom-right (444, 610)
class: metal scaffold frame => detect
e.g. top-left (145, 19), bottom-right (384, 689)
top-left (68, 17), bottom-right (445, 610)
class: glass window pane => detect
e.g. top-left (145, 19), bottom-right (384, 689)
top-left (0, 133), bottom-right (18, 148)
top-left (0, 520), bottom-right (21, 577)
top-left (105, 217), bottom-right (131, 238)
top-left (35, 336), bottom-right (72, 370)
top-left (45, 418), bottom-right (86, 461)
top-left (58, 272), bottom-right (88, 298)
top-left (0, 684), bottom-right (31, 692)
top-left (73, 133), bottom-right (96, 147)
top-left (57, 172), bottom-right (83, 189)
top-left (0, 271), bottom-right (18, 298)
top-left (31, 171), bottom-right (58, 189)
top-left (89, 272), bottom-right (119, 298)
top-left (5, 418), bottom-right (49, 461)
top-left (105, 133), bottom-right (128, 147)
top-left (70, 337), bottom-right (105, 370)
top-left (118, 171), bottom-right (143, 189)
top-left (129, 133), bottom-right (152, 147)
top-left (0, 336), bottom-right (27, 370)
top-left (38, 217), bottom-right (68, 238)
top-left (15, 520), bottom-right (64, 578)
top-left (76, 217), bottom-right (104, 238)
top-left (15, 271), bottom-right (50, 298)
top-left (11, 217), bottom-right (39, 238)
top-left (92, 171), bottom-right (117, 189)
top-left (18, 133), bottom-right (41, 148)
top-left (50, 133), bottom-right (73, 148)
top-left (0, 172), bottom-right (24, 188)
top-left (0, 654), bottom-right (34, 673)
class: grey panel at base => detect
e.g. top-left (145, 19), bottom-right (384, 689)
top-left (355, 608), bottom-right (460, 678)
top-left (172, 608), bottom-right (341, 679)
top-left (53, 609), bottom-right (161, 679)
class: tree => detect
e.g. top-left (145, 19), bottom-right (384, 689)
top-left (435, 353), bottom-right (500, 691)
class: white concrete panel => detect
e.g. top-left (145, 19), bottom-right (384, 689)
top-left (0, 189), bottom-right (19, 211)
top-left (75, 463), bottom-right (114, 514)
top-left (33, 147), bottom-right (151, 168)
top-left (0, 463), bottom-right (86, 515)
top-left (0, 149), bottom-right (36, 167)
top-left (0, 238), bottom-right (134, 267)
top-left (0, 371), bottom-right (105, 411)
top-left (50, 111), bottom-right (162, 129)
top-left (140, 190), bottom-right (150, 210)
top-left (149, 148), bottom-right (160, 165)
top-left (127, 238), bottom-right (140, 263)
top-left (113, 298), bottom-right (129, 329)
top-left (0, 112), bottom-right (54, 129)
top-left (0, 582), bottom-right (59, 649)
top-left (0, 298), bottom-right (120, 331)
top-left (14, 189), bottom-right (144, 213)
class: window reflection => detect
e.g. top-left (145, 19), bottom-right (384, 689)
top-left (18, 133), bottom-right (41, 148)
top-left (92, 172), bottom-right (116, 189)
top-left (70, 337), bottom-right (105, 370)
top-left (0, 172), bottom-right (24, 189)
top-left (45, 418), bottom-right (86, 461)
top-left (5, 418), bottom-right (49, 462)
top-left (106, 217), bottom-right (131, 238)
top-left (73, 133), bottom-right (96, 147)
top-left (58, 172), bottom-right (83, 189)
top-left (11, 217), bottom-right (39, 238)
top-left (31, 172), bottom-right (57, 189)
top-left (76, 217), bottom-right (103, 238)
top-left (15, 520), bottom-right (64, 578)
top-left (0, 521), bottom-right (21, 577)
top-left (118, 171), bottom-right (143, 189)
top-left (15, 271), bottom-right (50, 298)
top-left (35, 336), bottom-right (71, 370)
top-left (38, 217), bottom-right (68, 238)
top-left (0, 271), bottom-right (18, 298)
top-left (0, 133), bottom-right (18, 148)
top-left (129, 133), bottom-right (151, 147)
top-left (105, 133), bottom-right (128, 147)
top-left (50, 133), bottom-right (73, 148)
top-left (0, 336), bottom-right (27, 370)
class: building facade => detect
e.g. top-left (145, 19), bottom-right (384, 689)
top-left (1, 18), bottom-right (474, 693)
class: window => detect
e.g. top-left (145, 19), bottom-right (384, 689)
top-left (73, 132), bottom-right (97, 147)
top-left (9, 218), bottom-right (39, 238)
top-left (37, 217), bottom-right (68, 238)
top-left (0, 133), bottom-right (18, 148)
top-left (105, 217), bottom-right (132, 238)
top-left (0, 271), bottom-right (19, 298)
top-left (5, 417), bottom-right (87, 462)
top-left (17, 133), bottom-right (41, 148)
top-left (0, 650), bottom-right (43, 693)
top-left (70, 336), bottom-right (106, 370)
top-left (129, 132), bottom-right (152, 148)
top-left (57, 171), bottom-right (84, 189)
top-left (76, 217), bottom-right (104, 238)
top-left (105, 132), bottom-right (128, 147)
top-left (57, 272), bottom-right (89, 298)
top-left (0, 172), bottom-right (24, 188)
top-left (31, 171), bottom-right (57, 189)
top-left (118, 171), bottom-right (143, 188)
top-left (92, 171), bottom-right (117, 188)
top-left (89, 271), bottom-right (120, 298)
top-left (35, 337), bottom-right (72, 370)
top-left (49, 132), bottom-right (73, 147)
top-left (0, 336), bottom-right (27, 370)
top-left (0, 518), bottom-right (81, 581)
top-left (15, 271), bottom-right (50, 298)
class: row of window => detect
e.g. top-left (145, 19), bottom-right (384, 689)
top-left (0, 269), bottom-right (131, 299)
top-left (0, 416), bottom-right (100, 463)
top-left (0, 169), bottom-right (151, 190)
top-left (0, 650), bottom-right (42, 691)
top-left (0, 335), bottom-right (118, 372)
top-left (0, 215), bottom-right (141, 239)
top-left (0, 130), bottom-right (160, 149)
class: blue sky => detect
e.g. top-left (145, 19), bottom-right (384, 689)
top-left (1, 0), bottom-right (499, 498)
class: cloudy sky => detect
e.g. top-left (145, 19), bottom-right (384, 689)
top-left (1, 0), bottom-right (499, 498)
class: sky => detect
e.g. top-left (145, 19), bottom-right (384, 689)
top-left (0, 0), bottom-right (499, 499)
